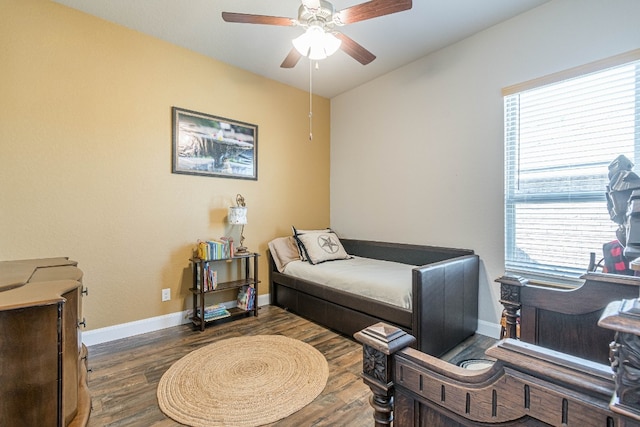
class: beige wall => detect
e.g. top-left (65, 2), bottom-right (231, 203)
top-left (0, 0), bottom-right (330, 330)
top-left (331, 0), bottom-right (640, 336)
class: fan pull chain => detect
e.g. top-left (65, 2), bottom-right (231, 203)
top-left (308, 58), bottom-right (313, 141)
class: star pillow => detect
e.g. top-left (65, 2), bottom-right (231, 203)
top-left (294, 229), bottom-right (351, 265)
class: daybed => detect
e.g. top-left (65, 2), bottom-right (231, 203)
top-left (268, 234), bottom-right (480, 357)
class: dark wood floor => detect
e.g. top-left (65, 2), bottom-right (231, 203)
top-left (86, 305), bottom-right (495, 427)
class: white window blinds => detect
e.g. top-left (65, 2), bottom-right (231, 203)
top-left (504, 51), bottom-right (640, 283)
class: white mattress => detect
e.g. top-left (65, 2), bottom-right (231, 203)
top-left (282, 256), bottom-right (414, 310)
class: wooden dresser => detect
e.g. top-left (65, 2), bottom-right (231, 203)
top-left (0, 258), bottom-right (90, 427)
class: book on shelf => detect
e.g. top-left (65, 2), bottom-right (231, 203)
top-left (196, 238), bottom-right (236, 260)
top-left (220, 236), bottom-right (235, 258)
top-left (197, 303), bottom-right (230, 321)
top-left (236, 285), bottom-right (255, 311)
top-left (202, 264), bottom-right (217, 291)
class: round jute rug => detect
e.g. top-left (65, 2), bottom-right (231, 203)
top-left (157, 335), bottom-right (329, 427)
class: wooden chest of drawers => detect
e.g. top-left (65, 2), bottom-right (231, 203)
top-left (0, 258), bottom-right (90, 427)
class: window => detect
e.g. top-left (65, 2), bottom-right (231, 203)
top-left (504, 50), bottom-right (640, 283)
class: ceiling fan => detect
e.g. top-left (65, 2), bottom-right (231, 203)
top-left (221, 0), bottom-right (412, 68)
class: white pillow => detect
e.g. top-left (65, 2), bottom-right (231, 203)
top-left (268, 236), bottom-right (301, 272)
top-left (294, 228), bottom-right (350, 265)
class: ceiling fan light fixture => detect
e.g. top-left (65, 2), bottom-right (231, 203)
top-left (292, 30), bottom-right (312, 56)
top-left (292, 26), bottom-right (342, 60)
top-left (308, 44), bottom-right (327, 61)
top-left (322, 32), bottom-right (341, 56)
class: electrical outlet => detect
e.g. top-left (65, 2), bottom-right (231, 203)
top-left (161, 288), bottom-right (171, 302)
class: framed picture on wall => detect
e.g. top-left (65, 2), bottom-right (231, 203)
top-left (172, 107), bottom-right (258, 180)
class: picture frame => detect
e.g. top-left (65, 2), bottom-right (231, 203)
top-left (172, 107), bottom-right (258, 180)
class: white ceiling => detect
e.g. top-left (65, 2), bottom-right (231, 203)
top-left (52, 0), bottom-right (550, 98)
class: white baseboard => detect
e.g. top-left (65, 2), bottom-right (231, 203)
top-left (82, 293), bottom-right (271, 347)
top-left (83, 293), bottom-right (501, 346)
top-left (476, 319), bottom-right (501, 339)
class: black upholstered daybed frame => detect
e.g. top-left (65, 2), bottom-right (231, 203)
top-left (269, 238), bottom-right (480, 357)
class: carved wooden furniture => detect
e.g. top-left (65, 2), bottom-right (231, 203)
top-left (0, 258), bottom-right (90, 427)
top-left (270, 239), bottom-right (480, 357)
top-left (355, 305), bottom-right (640, 426)
top-left (496, 272), bottom-right (640, 364)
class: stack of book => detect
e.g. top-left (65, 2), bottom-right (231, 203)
top-left (198, 303), bottom-right (230, 321)
top-left (196, 237), bottom-right (235, 260)
top-left (236, 285), bottom-right (255, 311)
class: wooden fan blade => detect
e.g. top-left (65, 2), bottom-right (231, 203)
top-left (281, 48), bottom-right (303, 68)
top-left (336, 0), bottom-right (412, 25)
top-left (221, 12), bottom-right (295, 26)
top-left (335, 33), bottom-right (376, 65)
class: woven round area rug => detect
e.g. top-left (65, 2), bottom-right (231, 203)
top-left (157, 335), bottom-right (329, 427)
